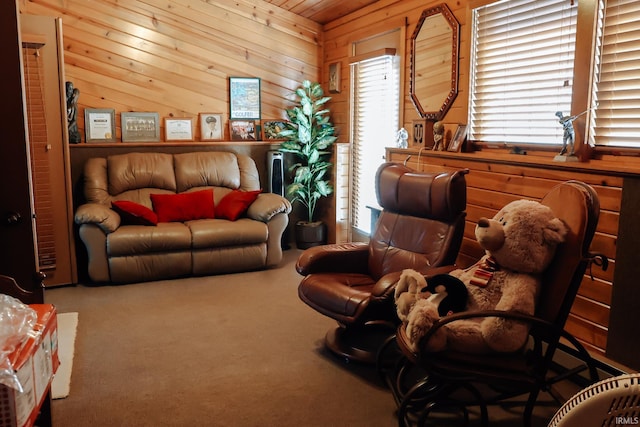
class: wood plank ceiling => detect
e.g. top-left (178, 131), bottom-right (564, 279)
top-left (264, 0), bottom-right (380, 24)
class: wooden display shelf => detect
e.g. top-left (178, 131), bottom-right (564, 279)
top-left (69, 140), bottom-right (282, 148)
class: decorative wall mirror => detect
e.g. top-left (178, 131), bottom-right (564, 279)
top-left (410, 4), bottom-right (460, 120)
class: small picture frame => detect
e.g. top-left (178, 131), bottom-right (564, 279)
top-left (199, 113), bottom-right (224, 141)
top-left (164, 117), bottom-right (194, 141)
top-left (412, 119), bottom-right (428, 147)
top-left (229, 77), bottom-right (261, 120)
top-left (121, 112), bottom-right (160, 142)
top-left (229, 120), bottom-right (257, 141)
top-left (329, 62), bottom-right (341, 94)
top-left (448, 124), bottom-right (468, 152)
top-left (261, 120), bottom-right (287, 141)
top-left (84, 108), bottom-right (116, 143)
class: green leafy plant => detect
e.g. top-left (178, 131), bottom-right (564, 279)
top-left (279, 80), bottom-right (337, 223)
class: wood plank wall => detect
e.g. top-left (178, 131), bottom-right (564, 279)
top-left (18, 0), bottom-right (323, 141)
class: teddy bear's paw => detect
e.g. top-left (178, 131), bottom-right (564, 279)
top-left (424, 327), bottom-right (448, 352)
top-left (481, 318), bottom-right (529, 352)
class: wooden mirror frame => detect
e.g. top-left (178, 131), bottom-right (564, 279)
top-left (410, 4), bottom-right (460, 120)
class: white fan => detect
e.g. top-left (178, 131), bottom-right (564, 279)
top-left (548, 373), bottom-right (640, 427)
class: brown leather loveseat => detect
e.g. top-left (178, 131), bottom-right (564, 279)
top-left (74, 151), bottom-right (291, 283)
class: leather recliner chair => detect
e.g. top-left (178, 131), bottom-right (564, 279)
top-left (296, 162), bottom-right (468, 363)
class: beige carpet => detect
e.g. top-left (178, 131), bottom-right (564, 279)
top-left (44, 249), bottom-right (564, 426)
top-left (51, 312), bottom-right (78, 399)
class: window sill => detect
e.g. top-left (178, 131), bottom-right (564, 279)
top-left (386, 146), bottom-right (640, 178)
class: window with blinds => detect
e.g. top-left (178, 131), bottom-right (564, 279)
top-left (468, 0), bottom-right (577, 145)
top-left (351, 54), bottom-right (400, 235)
top-left (589, 0), bottom-right (640, 149)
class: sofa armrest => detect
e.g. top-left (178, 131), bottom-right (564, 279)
top-left (74, 203), bottom-right (121, 233)
top-left (246, 193), bottom-right (292, 222)
top-left (295, 243), bottom-right (370, 276)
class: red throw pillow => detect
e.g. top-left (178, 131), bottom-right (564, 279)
top-left (112, 200), bottom-right (158, 226)
top-left (216, 190), bottom-right (261, 221)
top-left (150, 189), bottom-right (215, 223)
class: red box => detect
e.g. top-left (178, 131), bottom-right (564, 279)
top-left (0, 304), bottom-right (59, 427)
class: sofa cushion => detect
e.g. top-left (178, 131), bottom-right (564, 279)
top-left (107, 222), bottom-right (192, 256)
top-left (188, 218), bottom-right (268, 248)
top-left (150, 189), bottom-right (215, 222)
top-left (107, 152), bottom-right (176, 195)
top-left (216, 189), bottom-right (261, 221)
top-left (112, 201), bottom-right (158, 226)
top-left (174, 152), bottom-right (241, 192)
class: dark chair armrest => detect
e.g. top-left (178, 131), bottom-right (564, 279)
top-left (370, 271), bottom-right (403, 300)
top-left (395, 310), bottom-right (598, 376)
top-left (295, 243), bottom-right (370, 276)
top-left (417, 310), bottom-right (593, 367)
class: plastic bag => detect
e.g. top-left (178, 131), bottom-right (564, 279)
top-left (0, 294), bottom-right (37, 392)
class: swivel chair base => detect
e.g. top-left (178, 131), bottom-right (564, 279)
top-left (325, 321), bottom-right (396, 364)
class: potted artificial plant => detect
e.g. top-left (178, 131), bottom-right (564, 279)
top-left (279, 80), bottom-right (337, 249)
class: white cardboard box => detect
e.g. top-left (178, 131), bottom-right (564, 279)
top-left (0, 304), bottom-right (59, 427)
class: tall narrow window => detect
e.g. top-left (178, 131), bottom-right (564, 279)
top-left (589, 0), bottom-right (640, 149)
top-left (469, 0), bottom-right (577, 146)
top-left (351, 53), bottom-right (400, 237)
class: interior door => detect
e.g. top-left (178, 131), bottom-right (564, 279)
top-left (0, 0), bottom-right (43, 302)
top-left (20, 14), bottom-right (77, 287)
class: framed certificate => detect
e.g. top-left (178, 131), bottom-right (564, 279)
top-left (164, 118), bottom-right (194, 141)
top-left (84, 108), bottom-right (116, 143)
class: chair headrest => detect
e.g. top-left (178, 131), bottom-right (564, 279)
top-left (375, 163), bottom-right (468, 221)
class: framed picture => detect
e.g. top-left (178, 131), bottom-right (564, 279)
top-left (412, 119), bottom-right (428, 147)
top-left (261, 120), bottom-right (287, 141)
top-left (199, 113), bottom-right (224, 141)
top-left (448, 124), bottom-right (468, 152)
top-left (229, 77), bottom-right (261, 120)
top-left (229, 120), bottom-right (257, 141)
top-left (121, 112), bottom-right (160, 142)
top-left (329, 62), bottom-right (341, 93)
top-left (164, 117), bottom-right (194, 141)
top-left (84, 108), bottom-right (116, 143)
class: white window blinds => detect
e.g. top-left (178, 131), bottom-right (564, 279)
top-left (351, 54), bottom-right (399, 234)
top-left (590, 0), bottom-right (640, 148)
top-left (469, 0), bottom-right (577, 145)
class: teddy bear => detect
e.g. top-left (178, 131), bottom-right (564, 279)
top-left (400, 199), bottom-right (568, 354)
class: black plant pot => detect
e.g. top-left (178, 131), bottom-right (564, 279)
top-left (295, 221), bottom-right (326, 249)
